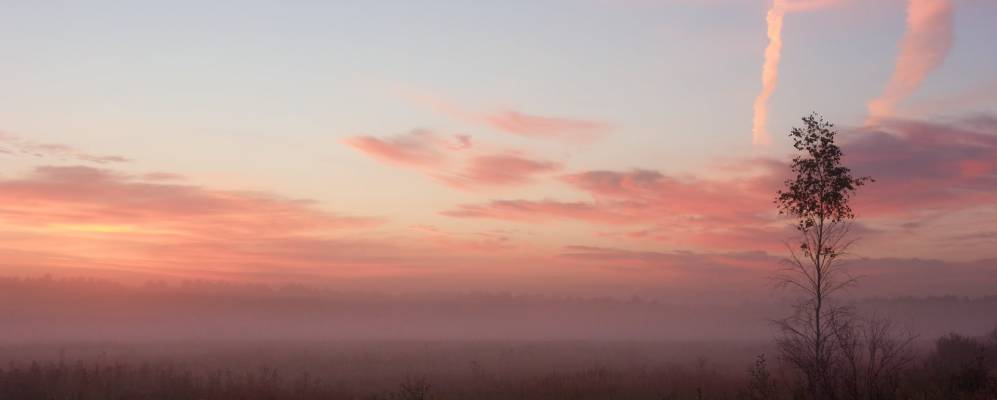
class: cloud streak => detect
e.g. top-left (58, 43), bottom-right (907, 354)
top-left (751, 0), bottom-right (787, 147)
top-left (867, 0), bottom-right (954, 122)
top-left (0, 166), bottom-right (375, 238)
top-left (0, 166), bottom-right (390, 280)
top-left (343, 130), bottom-right (467, 168)
top-left (344, 130), bottom-right (561, 190)
top-left (750, 0), bottom-right (849, 147)
top-left (0, 132), bottom-right (129, 164)
top-left (397, 89), bottom-right (610, 143)
top-left (434, 154), bottom-right (562, 189)
top-left (479, 111), bottom-right (610, 142)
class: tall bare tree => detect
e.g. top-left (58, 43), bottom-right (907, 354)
top-left (774, 112), bottom-right (873, 400)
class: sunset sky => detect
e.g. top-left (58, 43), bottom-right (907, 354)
top-left (1, 0), bottom-right (995, 299)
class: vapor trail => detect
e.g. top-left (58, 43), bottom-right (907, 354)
top-left (867, 0), bottom-right (953, 123)
top-left (752, 0), bottom-right (787, 148)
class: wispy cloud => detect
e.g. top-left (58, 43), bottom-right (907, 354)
top-left (343, 130), bottom-right (466, 168)
top-left (344, 130), bottom-right (561, 190)
top-left (751, 0), bottom-right (844, 147)
top-left (751, 0), bottom-right (787, 147)
top-left (442, 168), bottom-right (781, 251)
top-left (397, 89), bottom-right (610, 143)
top-left (0, 166), bottom-right (375, 237)
top-left (0, 165), bottom-right (398, 280)
top-left (434, 154), bottom-right (562, 189)
top-left (867, 0), bottom-right (954, 123)
top-left (477, 111), bottom-right (610, 142)
top-left (0, 132), bottom-right (129, 164)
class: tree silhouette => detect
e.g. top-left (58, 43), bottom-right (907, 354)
top-left (774, 112), bottom-right (872, 400)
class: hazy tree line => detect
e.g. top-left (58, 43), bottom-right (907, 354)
top-left (1, 274), bottom-right (993, 343)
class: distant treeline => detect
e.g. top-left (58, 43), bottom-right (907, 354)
top-left (0, 275), bottom-right (995, 342)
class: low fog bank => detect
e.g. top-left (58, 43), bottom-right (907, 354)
top-left (1, 276), bottom-right (994, 343)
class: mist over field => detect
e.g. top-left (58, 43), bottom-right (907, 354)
top-left (1, 276), bottom-right (994, 399)
top-left (1, 276), bottom-right (995, 344)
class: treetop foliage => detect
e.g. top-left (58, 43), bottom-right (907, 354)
top-left (776, 112), bottom-right (873, 232)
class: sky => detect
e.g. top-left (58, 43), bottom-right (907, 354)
top-left (1, 0), bottom-right (996, 300)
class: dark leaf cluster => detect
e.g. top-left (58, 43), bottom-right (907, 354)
top-left (776, 112), bottom-right (873, 233)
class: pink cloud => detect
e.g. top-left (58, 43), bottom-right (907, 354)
top-left (0, 166), bottom-right (376, 243)
top-left (441, 191), bottom-right (784, 253)
top-left (751, 0), bottom-right (787, 147)
top-left (343, 130), bottom-right (463, 168)
top-left (784, 0), bottom-right (843, 12)
top-left (0, 132), bottom-right (130, 164)
top-left (867, 0), bottom-right (954, 122)
top-left (0, 162), bottom-right (537, 284)
top-left (443, 115), bottom-right (997, 253)
top-left (397, 89), bottom-right (610, 143)
top-left (441, 166), bottom-right (792, 251)
top-left (0, 165), bottom-right (427, 281)
top-left (559, 169), bottom-right (774, 223)
top-left (846, 117), bottom-right (997, 215)
top-left (478, 110), bottom-right (610, 142)
top-left (0, 166), bottom-right (550, 284)
top-left (435, 154), bottom-right (562, 189)
top-left (751, 0), bottom-right (854, 146)
top-left (345, 130), bottom-right (561, 190)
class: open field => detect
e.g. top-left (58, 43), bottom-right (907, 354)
top-left (0, 340), bottom-right (785, 399)
top-left (1, 335), bottom-right (995, 399)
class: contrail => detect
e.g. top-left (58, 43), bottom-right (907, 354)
top-left (752, 0), bottom-right (787, 147)
top-left (867, 0), bottom-right (953, 123)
